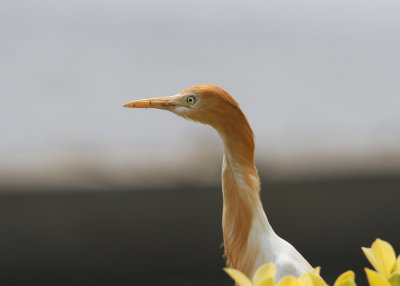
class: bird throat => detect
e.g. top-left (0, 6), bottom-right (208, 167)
top-left (219, 119), bottom-right (269, 277)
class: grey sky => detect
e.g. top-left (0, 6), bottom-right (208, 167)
top-left (1, 0), bottom-right (399, 180)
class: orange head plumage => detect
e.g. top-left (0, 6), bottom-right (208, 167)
top-left (123, 84), bottom-right (250, 134)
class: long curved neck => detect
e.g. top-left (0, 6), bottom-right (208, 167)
top-left (217, 110), bottom-right (273, 276)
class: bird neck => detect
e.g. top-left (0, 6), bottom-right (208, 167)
top-left (218, 114), bottom-right (272, 276)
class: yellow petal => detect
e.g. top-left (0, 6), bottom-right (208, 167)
top-left (365, 268), bottom-right (391, 286)
top-left (312, 267), bottom-right (321, 276)
top-left (393, 255), bottom-right (400, 273)
top-left (277, 276), bottom-right (300, 286)
top-left (308, 273), bottom-right (329, 286)
top-left (297, 273), bottom-right (312, 286)
top-left (362, 239), bottom-right (396, 278)
top-left (254, 263), bottom-right (276, 286)
top-left (333, 270), bottom-right (356, 286)
top-left (224, 268), bottom-right (253, 286)
top-left (258, 277), bottom-right (275, 286)
top-left (388, 273), bottom-right (400, 286)
top-left (297, 272), bottom-right (327, 286)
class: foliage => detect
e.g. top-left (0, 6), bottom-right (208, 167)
top-left (224, 239), bottom-right (400, 286)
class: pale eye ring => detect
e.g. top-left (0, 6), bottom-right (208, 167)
top-left (187, 95), bottom-right (196, 105)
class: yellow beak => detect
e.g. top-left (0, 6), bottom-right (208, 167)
top-left (123, 95), bottom-right (179, 109)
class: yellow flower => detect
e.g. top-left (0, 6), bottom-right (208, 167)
top-left (224, 263), bottom-right (328, 286)
top-left (296, 271), bottom-right (328, 286)
top-left (224, 263), bottom-right (359, 286)
top-left (223, 238), bottom-right (398, 286)
top-left (365, 268), bottom-right (391, 286)
top-left (362, 239), bottom-right (400, 286)
top-left (333, 271), bottom-right (356, 286)
top-left (224, 263), bottom-right (276, 286)
top-left (362, 239), bottom-right (397, 278)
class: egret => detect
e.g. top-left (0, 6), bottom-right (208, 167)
top-left (123, 84), bottom-right (312, 280)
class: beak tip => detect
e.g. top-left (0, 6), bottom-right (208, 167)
top-left (123, 103), bottom-right (134, 108)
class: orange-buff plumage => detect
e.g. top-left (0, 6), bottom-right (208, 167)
top-left (123, 85), bottom-right (313, 280)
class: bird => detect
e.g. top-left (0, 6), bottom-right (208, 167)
top-left (123, 84), bottom-right (313, 280)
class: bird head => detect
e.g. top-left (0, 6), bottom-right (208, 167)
top-left (123, 84), bottom-right (245, 131)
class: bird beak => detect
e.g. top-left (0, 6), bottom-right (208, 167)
top-left (123, 95), bottom-right (180, 109)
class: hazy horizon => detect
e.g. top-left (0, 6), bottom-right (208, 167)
top-left (1, 0), bottom-right (399, 185)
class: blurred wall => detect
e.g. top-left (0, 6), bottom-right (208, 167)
top-left (0, 174), bottom-right (399, 286)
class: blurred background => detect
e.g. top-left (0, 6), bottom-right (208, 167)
top-left (0, 0), bottom-right (399, 285)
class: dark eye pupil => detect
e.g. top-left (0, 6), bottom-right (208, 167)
top-left (188, 97), bottom-right (194, 103)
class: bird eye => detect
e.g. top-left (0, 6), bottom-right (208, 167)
top-left (186, 95), bottom-right (196, 105)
